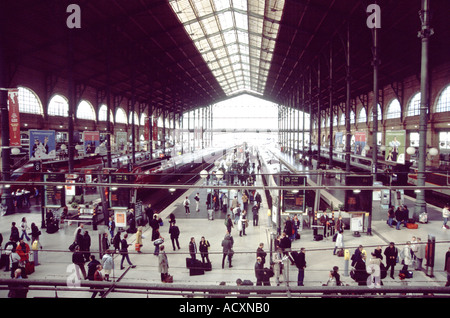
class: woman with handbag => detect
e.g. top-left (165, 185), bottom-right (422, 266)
top-left (153, 229), bottom-right (164, 256)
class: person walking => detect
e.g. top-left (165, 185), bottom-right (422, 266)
top-left (112, 231), bottom-right (121, 253)
top-left (384, 242), bottom-right (398, 279)
top-left (199, 236), bottom-right (211, 265)
top-left (19, 218), bottom-right (31, 242)
top-left (10, 222), bottom-right (20, 243)
top-left (108, 216), bottom-right (115, 243)
top-left (225, 214), bottom-right (234, 234)
top-left (119, 233), bottom-right (135, 270)
top-left (169, 223), bottom-right (180, 251)
top-left (152, 228), bottom-right (163, 256)
top-left (183, 196), bottom-right (191, 215)
top-left (72, 245), bottom-right (87, 280)
top-left (221, 232), bottom-right (234, 268)
top-left (91, 265), bottom-right (104, 298)
top-left (233, 203), bottom-right (241, 224)
top-left (194, 193), bottom-right (200, 212)
top-left (442, 203), bottom-right (450, 229)
top-left (101, 250), bottom-right (114, 281)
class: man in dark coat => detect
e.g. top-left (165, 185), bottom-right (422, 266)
top-left (254, 257), bottom-right (265, 286)
top-left (169, 223), bottom-right (180, 251)
top-left (292, 248), bottom-right (306, 286)
top-left (384, 242), bottom-right (398, 279)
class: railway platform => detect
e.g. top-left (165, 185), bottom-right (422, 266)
top-left (0, 158), bottom-right (449, 298)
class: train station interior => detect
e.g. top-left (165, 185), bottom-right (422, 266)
top-left (0, 0), bottom-right (450, 301)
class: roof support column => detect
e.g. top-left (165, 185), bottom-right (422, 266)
top-left (329, 44), bottom-right (334, 168)
top-left (415, 0), bottom-right (434, 220)
top-left (0, 6), bottom-right (13, 214)
top-left (130, 68), bottom-right (136, 165)
top-left (302, 79), bottom-right (305, 158)
top-left (371, 13), bottom-right (380, 180)
top-left (317, 59), bottom-right (321, 163)
top-left (297, 88), bottom-right (300, 160)
top-left (345, 24), bottom-right (352, 175)
top-left (149, 105), bottom-right (153, 158)
top-left (67, 31), bottom-right (75, 174)
top-left (308, 70), bottom-right (313, 165)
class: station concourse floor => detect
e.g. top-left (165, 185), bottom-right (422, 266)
top-left (0, 167), bottom-right (449, 298)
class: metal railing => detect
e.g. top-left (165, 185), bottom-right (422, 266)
top-left (1, 278), bottom-right (450, 298)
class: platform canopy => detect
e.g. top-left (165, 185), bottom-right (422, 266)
top-left (2, 0), bottom-right (449, 114)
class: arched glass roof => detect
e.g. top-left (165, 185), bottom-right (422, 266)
top-left (169, 0), bottom-right (285, 96)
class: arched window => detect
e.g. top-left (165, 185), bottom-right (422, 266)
top-left (407, 92), bottom-right (421, 117)
top-left (76, 100), bottom-right (96, 120)
top-left (18, 86), bottom-right (43, 115)
top-left (340, 113), bottom-right (345, 126)
top-left (358, 108), bottom-right (367, 123)
top-left (98, 104), bottom-right (114, 123)
top-left (128, 111), bottom-right (139, 125)
top-left (48, 94), bottom-right (68, 117)
top-left (140, 114), bottom-right (146, 126)
top-left (116, 107), bottom-right (127, 124)
top-left (350, 110), bottom-right (355, 124)
top-left (386, 99), bottom-right (401, 119)
top-left (369, 104), bottom-right (382, 121)
top-left (333, 115), bottom-right (338, 127)
top-left (436, 85), bottom-right (450, 113)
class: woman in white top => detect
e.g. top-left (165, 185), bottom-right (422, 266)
top-left (442, 204), bottom-right (450, 229)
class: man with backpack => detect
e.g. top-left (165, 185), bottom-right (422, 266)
top-left (183, 196), bottom-right (190, 215)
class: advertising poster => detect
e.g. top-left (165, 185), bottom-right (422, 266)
top-left (115, 131), bottom-right (128, 154)
top-left (334, 132), bottom-right (344, 152)
top-left (114, 211), bottom-right (127, 228)
top-left (385, 130), bottom-right (406, 164)
top-left (8, 89), bottom-right (21, 147)
top-left (83, 131), bottom-right (100, 155)
top-left (354, 131), bottom-right (366, 155)
top-left (29, 130), bottom-right (56, 161)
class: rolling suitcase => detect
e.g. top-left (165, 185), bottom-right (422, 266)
top-left (25, 261), bottom-right (35, 275)
top-left (313, 234), bottom-right (323, 241)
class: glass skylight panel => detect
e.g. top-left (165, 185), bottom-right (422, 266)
top-left (169, 0), bottom-right (285, 96)
top-left (233, 0), bottom-right (248, 11)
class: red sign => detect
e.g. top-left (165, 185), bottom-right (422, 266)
top-left (8, 89), bottom-right (21, 147)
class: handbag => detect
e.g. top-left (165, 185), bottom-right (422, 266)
top-left (153, 238), bottom-right (164, 246)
